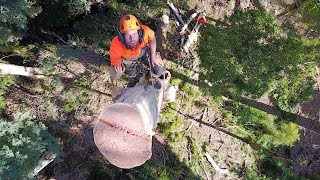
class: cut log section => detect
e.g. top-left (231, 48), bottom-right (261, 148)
top-left (93, 103), bottom-right (152, 169)
top-left (94, 71), bottom-right (176, 168)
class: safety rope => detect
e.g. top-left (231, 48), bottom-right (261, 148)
top-left (146, 50), bottom-right (167, 128)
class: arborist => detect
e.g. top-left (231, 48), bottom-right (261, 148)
top-left (109, 14), bottom-right (166, 87)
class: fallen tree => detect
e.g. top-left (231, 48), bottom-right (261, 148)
top-left (93, 72), bottom-right (177, 169)
top-left (0, 63), bottom-right (45, 78)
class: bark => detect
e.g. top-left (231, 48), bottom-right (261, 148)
top-left (0, 63), bottom-right (44, 78)
top-left (93, 72), bottom-right (177, 169)
top-left (235, 0), bottom-right (241, 12)
top-left (28, 151), bottom-right (56, 178)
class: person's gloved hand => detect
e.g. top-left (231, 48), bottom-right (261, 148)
top-left (114, 65), bottom-right (125, 72)
top-left (110, 65), bottom-right (125, 83)
top-left (151, 54), bottom-right (164, 66)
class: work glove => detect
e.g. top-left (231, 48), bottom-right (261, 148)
top-left (110, 65), bottom-right (125, 83)
top-left (114, 65), bottom-right (125, 73)
top-left (151, 53), bottom-right (164, 66)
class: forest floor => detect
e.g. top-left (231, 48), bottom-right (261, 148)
top-left (3, 0), bottom-right (320, 179)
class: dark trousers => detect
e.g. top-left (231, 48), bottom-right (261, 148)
top-left (122, 47), bottom-right (166, 80)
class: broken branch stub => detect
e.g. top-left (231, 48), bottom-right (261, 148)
top-left (180, 12), bottom-right (198, 35)
top-left (205, 152), bottom-right (230, 174)
top-left (167, 0), bottom-right (185, 26)
top-left (182, 12), bottom-right (206, 53)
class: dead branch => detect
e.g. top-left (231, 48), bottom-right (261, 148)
top-left (162, 146), bottom-right (169, 166)
top-left (0, 53), bottom-right (18, 60)
top-left (170, 107), bottom-right (294, 162)
top-left (28, 151), bottom-right (56, 178)
top-left (0, 63), bottom-right (45, 78)
top-left (205, 152), bottom-right (229, 175)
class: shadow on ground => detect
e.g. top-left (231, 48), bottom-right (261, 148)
top-left (163, 10), bottom-right (320, 177)
top-left (40, 124), bottom-right (201, 179)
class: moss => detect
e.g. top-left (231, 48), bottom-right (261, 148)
top-left (171, 78), bottom-right (183, 87)
top-left (61, 78), bottom-right (90, 113)
top-left (225, 101), bottom-right (300, 148)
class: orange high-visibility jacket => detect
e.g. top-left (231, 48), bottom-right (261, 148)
top-left (110, 25), bottom-right (155, 67)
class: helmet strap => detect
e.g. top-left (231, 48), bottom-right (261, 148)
top-left (138, 29), bottom-right (144, 44)
top-left (116, 24), bottom-right (144, 49)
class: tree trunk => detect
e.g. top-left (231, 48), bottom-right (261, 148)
top-left (0, 63), bottom-right (44, 78)
top-left (93, 72), bottom-right (177, 169)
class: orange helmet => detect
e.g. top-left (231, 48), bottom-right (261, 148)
top-left (119, 14), bottom-right (141, 33)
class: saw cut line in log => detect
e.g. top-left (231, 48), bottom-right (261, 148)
top-left (99, 117), bottom-right (151, 141)
top-left (94, 103), bottom-right (153, 169)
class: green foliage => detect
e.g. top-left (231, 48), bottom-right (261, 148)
top-left (129, 161), bottom-right (164, 179)
top-left (159, 168), bottom-right (171, 180)
top-left (274, 121), bottom-right (300, 146)
top-left (244, 167), bottom-right (269, 180)
top-left (101, 0), bottom-right (166, 33)
top-left (0, 0), bottom-right (41, 48)
top-left (38, 45), bottom-right (60, 75)
top-left (157, 64), bottom-right (216, 178)
top-left (299, 0), bottom-right (320, 31)
top-left (107, 0), bottom-right (167, 15)
top-left (127, 150), bottom-right (200, 179)
top-left (157, 87), bottom-right (210, 179)
top-left (160, 102), bottom-right (178, 122)
top-left (34, 0), bottom-right (69, 27)
top-left (62, 78), bottom-right (89, 113)
top-left (225, 102), bottom-right (299, 148)
top-left (259, 156), bottom-right (299, 180)
top-left (272, 74), bottom-right (314, 112)
top-left (0, 112), bottom-right (59, 179)
top-left (159, 116), bottom-right (184, 143)
top-left (73, 13), bottom-right (116, 47)
top-left (231, 152), bottom-right (299, 180)
top-left (35, 0), bottom-right (92, 28)
top-left (198, 10), bottom-right (319, 112)
top-left (187, 139), bottom-right (204, 176)
top-left (125, 0), bottom-right (167, 12)
top-left (0, 75), bottom-right (14, 110)
top-left (170, 77), bottom-right (183, 87)
top-left (181, 82), bottom-right (199, 102)
top-left (70, 0), bottom-right (92, 15)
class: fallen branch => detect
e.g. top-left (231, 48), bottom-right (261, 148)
top-left (162, 146), bottom-right (169, 166)
top-left (186, 121), bottom-right (195, 132)
top-left (180, 12), bottom-right (198, 34)
top-left (182, 12), bottom-right (206, 53)
top-left (0, 63), bottom-right (45, 78)
top-left (0, 53), bottom-right (18, 60)
top-left (205, 152), bottom-right (229, 174)
top-left (28, 151), bottom-right (56, 178)
top-left (170, 107), bottom-right (294, 162)
top-left (167, 0), bottom-right (185, 26)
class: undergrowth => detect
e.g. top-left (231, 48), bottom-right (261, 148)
top-left (0, 112), bottom-right (59, 179)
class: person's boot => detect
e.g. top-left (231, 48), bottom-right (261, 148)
top-left (151, 64), bottom-right (166, 78)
